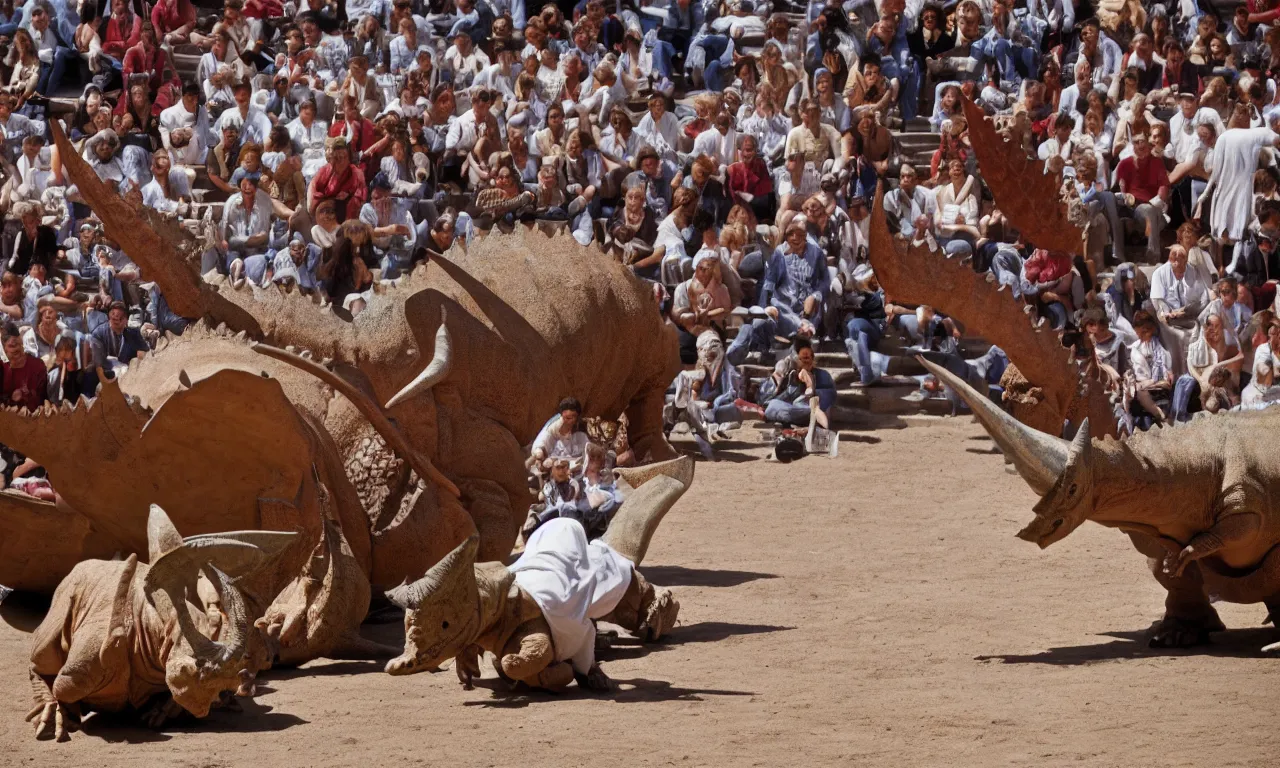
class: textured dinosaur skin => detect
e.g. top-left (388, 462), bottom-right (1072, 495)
top-left (54, 114), bottom-right (680, 574)
top-left (868, 186), bottom-right (1118, 437)
top-left (385, 459), bottom-right (692, 692)
top-left (0, 326), bottom-right (404, 669)
top-left (925, 358), bottom-right (1280, 648)
top-left (961, 97), bottom-right (1086, 255)
top-left (26, 506), bottom-right (295, 741)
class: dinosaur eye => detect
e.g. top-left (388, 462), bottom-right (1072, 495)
top-left (441, 620), bottom-right (450, 630)
top-left (1068, 483), bottom-right (1078, 496)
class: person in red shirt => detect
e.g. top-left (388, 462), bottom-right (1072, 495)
top-left (1022, 249), bottom-right (1078, 328)
top-left (309, 136), bottom-right (367, 223)
top-left (2, 322), bottom-right (46, 412)
top-left (151, 0), bottom-right (197, 47)
top-left (1115, 132), bottom-right (1171, 263)
top-left (328, 93), bottom-right (380, 179)
top-left (100, 0), bottom-right (142, 61)
top-left (726, 135), bottom-right (776, 223)
top-left (122, 22), bottom-right (182, 110)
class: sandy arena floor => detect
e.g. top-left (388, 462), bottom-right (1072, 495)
top-left (3, 417), bottom-right (1280, 767)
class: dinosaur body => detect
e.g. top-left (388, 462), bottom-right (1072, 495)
top-left (27, 506), bottom-right (295, 741)
top-left (385, 459), bottom-right (691, 691)
top-left (925, 358), bottom-right (1280, 646)
top-left (50, 117), bottom-right (682, 580)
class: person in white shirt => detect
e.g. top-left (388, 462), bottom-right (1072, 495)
top-left (1151, 244), bottom-right (1212, 375)
top-left (287, 98), bottom-right (330, 182)
top-left (160, 83), bottom-right (215, 172)
top-left (691, 111), bottom-right (737, 172)
top-left (216, 79), bottom-right (273, 144)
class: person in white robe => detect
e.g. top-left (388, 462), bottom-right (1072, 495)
top-left (1206, 125), bottom-right (1280, 243)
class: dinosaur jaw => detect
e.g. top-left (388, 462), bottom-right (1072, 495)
top-left (1016, 514), bottom-right (1083, 549)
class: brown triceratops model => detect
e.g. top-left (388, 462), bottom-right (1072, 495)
top-left (925, 357), bottom-right (1280, 648)
top-left (0, 324), bottom-right (451, 669)
top-left (28, 505), bottom-right (295, 741)
top-left (52, 118), bottom-right (682, 581)
top-left (384, 458), bottom-right (692, 691)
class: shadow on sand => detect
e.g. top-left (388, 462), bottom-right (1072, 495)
top-left (641, 565), bottom-right (779, 588)
top-left (975, 626), bottom-right (1280, 666)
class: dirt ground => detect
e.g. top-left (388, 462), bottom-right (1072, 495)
top-left (3, 417), bottom-right (1280, 767)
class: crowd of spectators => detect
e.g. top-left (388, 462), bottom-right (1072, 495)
top-left (2, 0), bottom-right (1280, 496)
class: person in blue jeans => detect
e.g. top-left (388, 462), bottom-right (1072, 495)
top-left (763, 337), bottom-right (836, 426)
top-left (692, 33), bottom-right (732, 91)
top-left (726, 215), bottom-right (826, 364)
top-left (842, 263), bottom-right (888, 385)
top-left (30, 4), bottom-right (76, 98)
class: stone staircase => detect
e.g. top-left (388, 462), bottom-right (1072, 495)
top-left (722, 318), bottom-right (995, 433)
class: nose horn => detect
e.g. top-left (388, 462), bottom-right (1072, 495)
top-left (917, 356), bottom-right (1070, 494)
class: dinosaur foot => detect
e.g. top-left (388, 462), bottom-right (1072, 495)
top-left (26, 700), bottom-right (79, 742)
top-left (639, 589), bottom-right (680, 643)
top-left (1148, 613), bottom-right (1226, 648)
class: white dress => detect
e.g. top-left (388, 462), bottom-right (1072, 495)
top-left (509, 518), bottom-right (633, 673)
top-left (1208, 127), bottom-right (1279, 240)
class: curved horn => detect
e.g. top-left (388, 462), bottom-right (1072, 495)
top-left (385, 307), bottom-right (453, 410)
top-left (917, 356), bottom-right (1069, 494)
top-left (249, 341), bottom-right (461, 498)
top-left (148, 504), bottom-right (184, 562)
top-left (204, 565), bottom-right (248, 662)
top-left (603, 460), bottom-right (693, 567)
top-left (384, 534), bottom-right (478, 609)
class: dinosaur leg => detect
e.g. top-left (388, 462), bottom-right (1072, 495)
top-left (626, 388), bottom-right (679, 463)
top-left (1164, 512), bottom-right (1263, 578)
top-left (26, 669), bottom-right (79, 742)
top-left (1127, 532), bottom-right (1225, 648)
top-left (497, 621), bottom-right (568, 691)
top-left (600, 569), bottom-right (680, 643)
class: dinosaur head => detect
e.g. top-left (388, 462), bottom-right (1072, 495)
top-left (382, 535), bottom-right (481, 676)
top-left (917, 358), bottom-right (1094, 547)
top-left (1016, 420), bottom-right (1094, 548)
top-left (142, 505), bottom-right (297, 717)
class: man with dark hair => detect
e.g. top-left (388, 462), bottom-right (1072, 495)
top-left (91, 300), bottom-right (150, 370)
top-left (2, 321), bottom-right (46, 411)
top-left (762, 337), bottom-right (836, 427)
top-left (529, 396), bottom-right (589, 475)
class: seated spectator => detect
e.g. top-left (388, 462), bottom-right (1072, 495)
top-left (1172, 313), bottom-right (1244, 421)
top-left (360, 172), bottom-right (417, 277)
top-left (727, 214), bottom-right (825, 362)
top-left (670, 252), bottom-right (731, 363)
top-left (317, 219), bottom-right (375, 316)
top-left (309, 136), bottom-right (366, 222)
top-left (609, 182), bottom-right (658, 274)
top-left (1022, 248), bottom-right (1079, 329)
top-left (529, 396), bottom-right (589, 475)
top-left (762, 337), bottom-right (835, 429)
top-left (726, 134), bottom-right (776, 225)
top-left (840, 264), bottom-right (888, 386)
top-left (1241, 359), bottom-right (1280, 408)
top-left (90, 300), bottom-right (149, 373)
top-left (1128, 309), bottom-right (1173, 426)
top-left (651, 186), bottom-right (700, 285)
top-left (47, 331), bottom-right (97, 403)
top-left (1151, 244), bottom-right (1211, 373)
top-left (933, 158), bottom-right (980, 257)
top-left (220, 169), bottom-right (274, 284)
top-left (2, 320), bottom-right (46, 410)
top-left (1115, 132), bottom-right (1169, 263)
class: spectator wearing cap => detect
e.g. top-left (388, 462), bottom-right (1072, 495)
top-left (839, 263), bottom-right (889, 386)
top-left (360, 171), bottom-right (417, 278)
top-left (220, 167), bottom-right (275, 284)
top-left (267, 232), bottom-right (321, 293)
